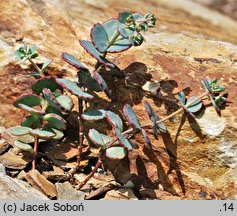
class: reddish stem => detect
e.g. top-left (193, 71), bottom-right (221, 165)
top-left (32, 135), bottom-right (39, 170)
top-left (76, 157), bottom-right (102, 190)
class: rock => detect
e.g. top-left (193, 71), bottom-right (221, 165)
top-left (139, 188), bottom-right (181, 200)
top-left (25, 170), bottom-right (57, 198)
top-left (1, 0), bottom-right (237, 200)
top-left (0, 138), bottom-right (9, 154)
top-left (142, 81), bottom-right (160, 95)
top-left (0, 149), bottom-right (32, 169)
top-left (55, 182), bottom-right (85, 200)
top-left (103, 188), bottom-right (138, 200)
top-left (43, 166), bottom-right (69, 181)
top-left (0, 163), bottom-right (48, 199)
top-left (17, 170), bottom-right (27, 180)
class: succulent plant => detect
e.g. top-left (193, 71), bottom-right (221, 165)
top-left (12, 11), bottom-right (228, 194)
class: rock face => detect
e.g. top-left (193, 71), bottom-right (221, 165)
top-left (0, 164), bottom-right (48, 199)
top-left (1, 0), bottom-right (237, 199)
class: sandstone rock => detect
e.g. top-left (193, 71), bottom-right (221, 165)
top-left (0, 163), bottom-right (48, 199)
top-left (103, 188), bottom-right (138, 200)
top-left (0, 138), bottom-right (9, 154)
top-left (0, 149), bottom-right (31, 169)
top-left (139, 188), bottom-right (181, 200)
top-left (25, 170), bottom-right (57, 198)
top-left (55, 182), bottom-right (85, 200)
top-left (1, 0), bottom-right (237, 200)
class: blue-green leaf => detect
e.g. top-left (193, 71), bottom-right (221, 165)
top-left (79, 40), bottom-right (115, 68)
top-left (106, 147), bottom-right (127, 160)
top-left (43, 113), bottom-right (66, 130)
top-left (56, 78), bottom-right (94, 100)
top-left (32, 77), bottom-right (62, 94)
top-left (14, 140), bottom-right (33, 153)
top-left (30, 129), bottom-right (55, 139)
top-left (114, 128), bottom-right (133, 150)
top-left (118, 11), bottom-right (133, 23)
top-left (91, 23), bottom-right (109, 53)
top-left (21, 115), bottom-right (40, 129)
top-left (123, 104), bottom-right (141, 130)
top-left (62, 52), bottom-right (88, 71)
top-left (81, 109), bottom-right (106, 121)
top-left (186, 96), bottom-right (202, 113)
top-left (14, 94), bottom-right (43, 108)
top-left (10, 126), bottom-right (32, 136)
top-left (106, 111), bottom-right (123, 131)
top-left (41, 59), bottom-right (53, 72)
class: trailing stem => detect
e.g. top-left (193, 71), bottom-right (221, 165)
top-left (32, 135), bottom-right (39, 170)
top-left (28, 58), bottom-right (42, 75)
top-left (77, 98), bottom-right (84, 166)
top-left (76, 157), bottom-right (102, 190)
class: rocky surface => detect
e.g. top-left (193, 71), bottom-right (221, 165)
top-left (0, 164), bottom-right (48, 199)
top-left (0, 0), bottom-right (237, 199)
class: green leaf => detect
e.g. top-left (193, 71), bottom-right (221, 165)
top-left (118, 11), bottom-right (133, 23)
top-left (93, 72), bottom-right (111, 98)
top-left (78, 70), bottom-right (102, 92)
top-left (62, 52), bottom-right (88, 71)
top-left (177, 91), bottom-right (186, 106)
top-left (106, 147), bottom-right (127, 160)
top-left (186, 96), bottom-right (203, 113)
top-left (91, 23), bottom-right (109, 53)
top-left (30, 129), bottom-right (55, 139)
top-left (56, 78), bottom-right (94, 100)
top-left (10, 126), bottom-right (32, 136)
top-left (141, 128), bottom-right (152, 149)
top-left (32, 77), bottom-right (62, 94)
top-left (21, 115), bottom-right (40, 129)
top-left (114, 128), bottom-right (133, 150)
top-left (43, 113), bottom-right (66, 130)
top-left (56, 95), bottom-right (74, 113)
top-left (43, 124), bottom-right (64, 140)
top-left (18, 103), bottom-right (44, 115)
top-left (102, 19), bottom-right (132, 53)
top-left (41, 59), bottom-right (53, 72)
top-left (106, 111), bottom-right (123, 131)
top-left (14, 140), bottom-right (33, 153)
top-left (81, 109), bottom-right (106, 121)
top-left (123, 104), bottom-right (141, 130)
top-left (14, 94), bottom-right (43, 108)
top-left (79, 40), bottom-right (115, 68)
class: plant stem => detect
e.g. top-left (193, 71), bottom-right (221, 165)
top-left (77, 98), bottom-right (84, 166)
top-left (106, 90), bottom-right (210, 148)
top-left (94, 31), bottom-right (120, 70)
top-left (76, 157), bottom-right (102, 190)
top-left (32, 135), bottom-right (39, 170)
top-left (28, 58), bottom-right (42, 75)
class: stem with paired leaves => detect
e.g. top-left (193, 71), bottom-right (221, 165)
top-left (75, 90), bottom-right (210, 189)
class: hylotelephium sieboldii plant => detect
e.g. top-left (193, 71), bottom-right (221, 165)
top-left (11, 11), bottom-right (227, 191)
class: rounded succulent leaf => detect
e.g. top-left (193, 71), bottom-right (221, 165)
top-left (30, 129), bottom-right (55, 139)
top-left (14, 94), bottom-right (43, 108)
top-left (123, 104), bottom-right (141, 130)
top-left (186, 96), bottom-right (203, 113)
top-left (102, 19), bottom-right (132, 53)
top-left (41, 59), bottom-right (53, 72)
top-left (118, 11), bottom-right (133, 23)
top-left (43, 113), bottom-right (66, 130)
top-left (177, 91), bottom-right (186, 106)
top-left (43, 124), bottom-right (64, 140)
top-left (79, 40), bottom-right (115, 68)
top-left (10, 126), bottom-right (32, 136)
top-left (78, 70), bottom-right (102, 92)
top-left (56, 78), bottom-right (94, 100)
top-left (56, 95), bottom-right (74, 113)
top-left (114, 128), bottom-right (133, 150)
top-left (141, 128), bottom-right (152, 149)
top-left (81, 109), bottom-right (106, 121)
top-left (18, 103), bottom-right (44, 115)
top-left (32, 77), bottom-right (62, 94)
top-left (62, 52), bottom-right (88, 71)
top-left (106, 147), bottom-right (127, 160)
top-left (91, 23), bottom-right (109, 53)
top-left (21, 115), bottom-right (40, 129)
top-left (106, 111), bottom-right (123, 131)
top-left (93, 72), bottom-right (111, 98)
top-left (14, 140), bottom-right (33, 153)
